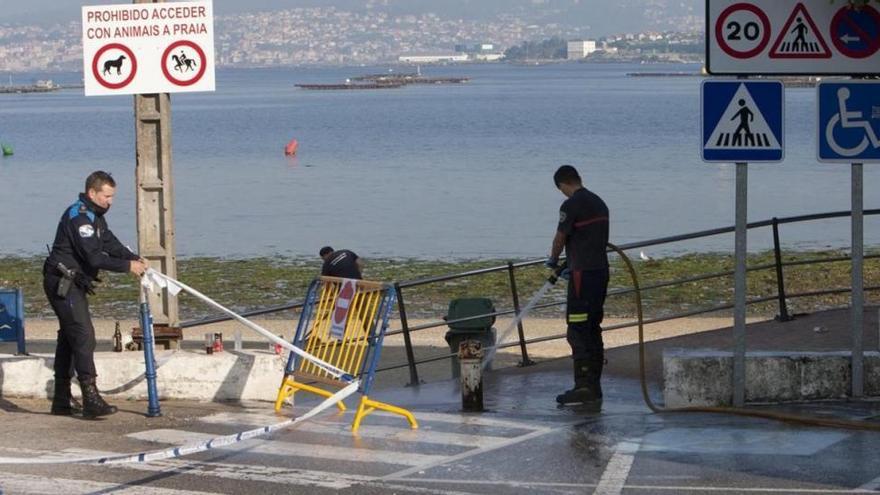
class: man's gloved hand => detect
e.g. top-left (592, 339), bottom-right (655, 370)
top-left (544, 257), bottom-right (559, 270)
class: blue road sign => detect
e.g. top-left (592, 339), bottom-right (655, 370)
top-left (818, 81), bottom-right (880, 163)
top-left (702, 80), bottom-right (784, 163)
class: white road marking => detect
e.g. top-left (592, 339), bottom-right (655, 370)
top-left (593, 439), bottom-right (640, 495)
top-left (127, 428), bottom-right (449, 466)
top-left (859, 474), bottom-right (880, 491)
top-left (199, 411), bottom-right (510, 448)
top-left (367, 482), bottom-right (479, 495)
top-left (372, 410), bottom-right (554, 430)
top-left (0, 472), bottom-right (216, 495)
top-left (369, 478), bottom-right (876, 494)
top-left (0, 447), bottom-right (373, 490)
top-left (381, 426), bottom-right (556, 481)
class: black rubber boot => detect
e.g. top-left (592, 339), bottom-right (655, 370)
top-left (556, 359), bottom-right (601, 405)
top-left (50, 378), bottom-right (80, 416)
top-left (79, 378), bottom-right (117, 418)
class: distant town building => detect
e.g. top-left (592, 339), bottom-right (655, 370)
top-left (398, 53), bottom-right (469, 63)
top-left (472, 52), bottom-right (504, 61)
top-left (567, 40), bottom-right (597, 59)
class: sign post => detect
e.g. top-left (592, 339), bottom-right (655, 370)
top-left (702, 79), bottom-right (784, 407)
top-left (708, 0), bottom-right (879, 402)
top-left (82, 0), bottom-right (215, 327)
top-left (817, 79), bottom-right (880, 397)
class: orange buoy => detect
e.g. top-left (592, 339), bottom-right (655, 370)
top-left (284, 139), bottom-right (298, 156)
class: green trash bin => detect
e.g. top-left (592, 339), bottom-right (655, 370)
top-left (444, 297), bottom-right (496, 377)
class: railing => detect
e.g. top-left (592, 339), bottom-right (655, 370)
top-left (181, 209), bottom-right (880, 387)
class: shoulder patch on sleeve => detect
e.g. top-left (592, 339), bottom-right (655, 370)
top-left (78, 224), bottom-right (95, 238)
top-left (559, 211), bottom-right (567, 224)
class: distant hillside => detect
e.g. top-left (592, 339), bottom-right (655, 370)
top-left (8, 0), bottom-right (702, 36)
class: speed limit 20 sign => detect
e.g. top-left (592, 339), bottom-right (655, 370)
top-left (714, 3), bottom-right (771, 59)
top-left (707, 0), bottom-right (880, 74)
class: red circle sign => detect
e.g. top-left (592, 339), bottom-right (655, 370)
top-left (715, 3), bottom-right (772, 59)
top-left (91, 43), bottom-right (137, 90)
top-left (830, 5), bottom-right (880, 59)
top-left (161, 40), bottom-right (207, 87)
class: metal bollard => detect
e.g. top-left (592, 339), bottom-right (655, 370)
top-left (459, 339), bottom-right (484, 412)
top-left (139, 300), bottom-right (162, 418)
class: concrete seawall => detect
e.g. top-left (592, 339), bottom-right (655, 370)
top-left (664, 349), bottom-right (880, 407)
top-left (0, 350), bottom-right (288, 402)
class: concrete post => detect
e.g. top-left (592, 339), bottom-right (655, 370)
top-left (134, 0), bottom-right (178, 327)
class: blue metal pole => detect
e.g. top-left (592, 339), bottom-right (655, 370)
top-left (139, 294), bottom-right (162, 417)
top-left (16, 288), bottom-right (26, 355)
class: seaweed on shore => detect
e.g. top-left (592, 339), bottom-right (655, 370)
top-left (1, 250), bottom-right (877, 321)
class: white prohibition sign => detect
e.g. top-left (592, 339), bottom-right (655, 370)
top-left (715, 3), bottom-right (772, 59)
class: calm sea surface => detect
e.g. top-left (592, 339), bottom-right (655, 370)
top-left (1, 63), bottom-right (877, 259)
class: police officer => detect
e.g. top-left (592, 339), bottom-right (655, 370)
top-left (319, 246), bottom-right (364, 279)
top-left (44, 171), bottom-right (147, 418)
top-left (546, 165), bottom-right (610, 405)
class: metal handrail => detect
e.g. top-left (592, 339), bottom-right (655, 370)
top-left (178, 209), bottom-right (879, 387)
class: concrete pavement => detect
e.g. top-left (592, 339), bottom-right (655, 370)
top-left (1, 356), bottom-right (880, 494)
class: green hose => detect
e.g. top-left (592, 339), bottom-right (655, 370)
top-left (608, 242), bottom-right (880, 431)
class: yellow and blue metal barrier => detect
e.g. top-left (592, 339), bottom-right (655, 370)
top-left (275, 276), bottom-right (417, 433)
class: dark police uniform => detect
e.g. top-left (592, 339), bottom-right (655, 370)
top-left (43, 193), bottom-right (139, 382)
top-left (321, 249), bottom-right (362, 279)
top-left (557, 187), bottom-right (610, 372)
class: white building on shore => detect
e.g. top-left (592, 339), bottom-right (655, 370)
top-left (567, 40), bottom-right (597, 59)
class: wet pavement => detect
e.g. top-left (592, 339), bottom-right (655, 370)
top-left (1, 355), bottom-right (880, 494)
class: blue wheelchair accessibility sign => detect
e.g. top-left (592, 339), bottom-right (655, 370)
top-left (818, 81), bottom-right (880, 163)
top-left (702, 80), bottom-right (784, 163)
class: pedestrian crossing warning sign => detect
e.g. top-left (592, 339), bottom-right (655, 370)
top-left (770, 3), bottom-right (831, 59)
top-left (702, 80), bottom-right (784, 163)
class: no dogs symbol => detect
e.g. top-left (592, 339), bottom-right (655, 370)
top-left (161, 40), bottom-right (207, 87)
top-left (92, 43), bottom-right (137, 90)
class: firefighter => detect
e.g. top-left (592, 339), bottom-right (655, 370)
top-left (546, 165), bottom-right (610, 405)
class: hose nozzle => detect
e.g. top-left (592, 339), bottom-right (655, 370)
top-left (547, 260), bottom-right (568, 285)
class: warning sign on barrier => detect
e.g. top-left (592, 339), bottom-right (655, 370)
top-left (707, 0), bottom-right (880, 74)
top-left (82, 0), bottom-right (215, 96)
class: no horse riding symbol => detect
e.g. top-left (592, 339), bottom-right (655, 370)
top-left (161, 40), bottom-right (207, 87)
top-left (171, 50), bottom-right (198, 73)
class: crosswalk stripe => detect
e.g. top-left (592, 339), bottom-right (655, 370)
top-left (230, 407), bottom-right (550, 431)
top-left (199, 412), bottom-right (510, 448)
top-left (126, 429), bottom-right (449, 466)
top-left (0, 447), bottom-right (372, 490)
top-left (371, 410), bottom-right (550, 431)
top-left (0, 471), bottom-right (216, 495)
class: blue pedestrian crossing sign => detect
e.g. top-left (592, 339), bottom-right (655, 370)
top-left (817, 81), bottom-right (880, 163)
top-left (702, 80), bottom-right (784, 163)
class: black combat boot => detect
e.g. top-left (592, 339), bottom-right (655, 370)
top-left (556, 359), bottom-right (601, 405)
top-left (79, 378), bottom-right (117, 418)
top-left (50, 378), bottom-right (80, 416)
